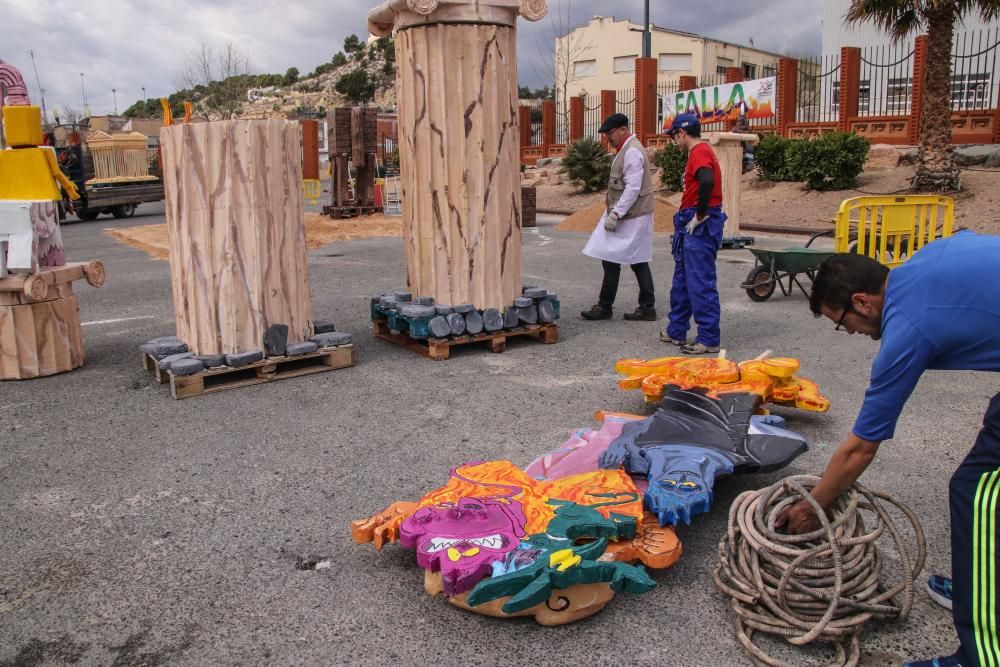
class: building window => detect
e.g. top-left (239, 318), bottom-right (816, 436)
top-left (574, 60), bottom-right (597, 78)
top-left (763, 65), bottom-right (777, 78)
top-left (614, 56), bottom-right (637, 73)
top-left (742, 62), bottom-right (757, 79)
top-left (952, 72), bottom-right (991, 110)
top-left (716, 65), bottom-right (728, 76)
top-left (659, 53), bottom-right (693, 72)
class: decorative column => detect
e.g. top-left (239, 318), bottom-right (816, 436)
top-left (776, 57), bottom-right (798, 138)
top-left (634, 57), bottom-right (658, 143)
top-left (706, 132), bottom-right (759, 238)
top-left (569, 95), bottom-right (584, 142)
top-left (159, 120), bottom-right (313, 355)
top-left (909, 36), bottom-right (929, 146)
top-left (368, 0), bottom-right (548, 310)
top-left (839, 47), bottom-right (862, 133)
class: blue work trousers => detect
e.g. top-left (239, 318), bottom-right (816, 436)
top-left (667, 207), bottom-right (726, 347)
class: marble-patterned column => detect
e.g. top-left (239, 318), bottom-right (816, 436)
top-left (368, 0), bottom-right (547, 309)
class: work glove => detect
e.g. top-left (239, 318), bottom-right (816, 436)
top-left (604, 211), bottom-right (621, 232)
top-left (685, 215), bottom-right (705, 235)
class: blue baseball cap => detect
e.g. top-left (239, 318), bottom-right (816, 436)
top-left (667, 113), bottom-right (700, 136)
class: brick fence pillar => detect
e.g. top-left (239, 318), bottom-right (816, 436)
top-left (725, 67), bottom-right (743, 84)
top-left (839, 47), bottom-right (861, 133)
top-left (541, 100), bottom-right (556, 148)
top-left (910, 35), bottom-right (928, 145)
top-left (569, 95), bottom-right (584, 142)
top-left (777, 57), bottom-right (798, 137)
top-left (634, 57), bottom-right (658, 143)
top-left (518, 105), bottom-right (531, 149)
top-left (301, 119), bottom-right (319, 180)
top-left (600, 90), bottom-right (616, 148)
top-left (679, 75), bottom-right (698, 92)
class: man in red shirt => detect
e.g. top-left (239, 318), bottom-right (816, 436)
top-left (661, 113), bottom-right (727, 355)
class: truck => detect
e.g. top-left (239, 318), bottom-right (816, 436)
top-left (50, 125), bottom-right (164, 222)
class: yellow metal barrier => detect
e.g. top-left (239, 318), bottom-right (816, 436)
top-left (302, 179), bottom-right (321, 205)
top-left (834, 195), bottom-right (955, 269)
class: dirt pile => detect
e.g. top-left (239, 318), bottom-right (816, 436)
top-left (555, 197), bottom-right (680, 233)
top-left (105, 213), bottom-right (402, 260)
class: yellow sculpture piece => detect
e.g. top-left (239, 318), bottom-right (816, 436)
top-left (0, 106), bottom-right (80, 201)
top-left (615, 355), bottom-right (830, 412)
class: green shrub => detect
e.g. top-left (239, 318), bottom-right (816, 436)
top-left (754, 134), bottom-right (795, 181)
top-left (785, 131), bottom-right (870, 191)
top-left (560, 137), bottom-right (612, 193)
top-left (654, 143), bottom-right (687, 192)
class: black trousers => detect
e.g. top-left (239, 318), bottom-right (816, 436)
top-left (598, 260), bottom-right (655, 311)
top-left (950, 391), bottom-right (1000, 666)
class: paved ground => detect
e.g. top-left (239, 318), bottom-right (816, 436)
top-left (1, 206), bottom-right (993, 666)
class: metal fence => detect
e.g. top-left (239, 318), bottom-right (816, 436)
top-left (616, 88), bottom-right (636, 130)
top-left (952, 27), bottom-right (1000, 111)
top-left (796, 53), bottom-right (841, 123)
top-left (656, 80), bottom-right (680, 132)
top-left (523, 99), bottom-right (543, 146)
top-left (859, 41), bottom-right (915, 116)
top-left (583, 93), bottom-right (603, 139)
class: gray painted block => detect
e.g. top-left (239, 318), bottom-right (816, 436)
top-left (158, 352), bottom-right (194, 370)
top-left (502, 307), bottom-right (520, 329)
top-left (523, 287), bottom-right (548, 299)
top-left (545, 293), bottom-right (558, 302)
top-left (454, 304), bottom-right (475, 314)
top-left (414, 296), bottom-right (435, 306)
top-left (513, 297), bottom-right (533, 308)
top-left (434, 305), bottom-right (455, 315)
top-left (171, 358), bottom-right (206, 376)
top-left (393, 290), bottom-right (413, 302)
top-left (264, 324), bottom-right (289, 356)
top-left (379, 296), bottom-right (398, 310)
top-left (538, 300), bottom-right (555, 324)
top-left (428, 316), bottom-right (451, 338)
top-left (147, 342), bottom-right (188, 359)
top-left (400, 304), bottom-right (437, 319)
top-left (310, 332), bottom-right (353, 347)
top-left (482, 308), bottom-right (503, 332)
top-left (464, 310), bottom-right (484, 335)
top-left (194, 354), bottom-right (227, 368)
top-left (518, 305), bottom-right (538, 325)
top-left (521, 285), bottom-right (537, 293)
top-left (446, 313), bottom-right (466, 335)
top-left (313, 320), bottom-right (336, 334)
top-left (286, 341), bottom-right (319, 356)
top-left (226, 350), bottom-right (264, 367)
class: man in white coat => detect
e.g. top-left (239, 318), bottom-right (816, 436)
top-left (580, 113), bottom-right (656, 321)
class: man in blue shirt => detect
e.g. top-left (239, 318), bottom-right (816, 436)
top-left (778, 232), bottom-right (1000, 667)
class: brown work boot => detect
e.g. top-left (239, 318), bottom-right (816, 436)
top-left (580, 304), bottom-right (612, 320)
top-left (623, 307), bottom-right (657, 321)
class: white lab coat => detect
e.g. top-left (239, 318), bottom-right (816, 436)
top-left (582, 138), bottom-right (654, 265)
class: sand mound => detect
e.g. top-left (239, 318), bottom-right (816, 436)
top-left (555, 196), bottom-right (680, 233)
top-left (105, 213), bottom-right (403, 260)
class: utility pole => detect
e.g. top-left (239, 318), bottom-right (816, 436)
top-left (643, 0), bottom-right (651, 59)
top-left (142, 87), bottom-right (146, 117)
top-left (80, 73), bottom-right (89, 117)
top-left (112, 88), bottom-right (118, 115)
top-left (29, 50), bottom-right (48, 125)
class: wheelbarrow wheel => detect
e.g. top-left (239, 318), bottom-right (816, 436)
top-left (745, 266), bottom-right (776, 302)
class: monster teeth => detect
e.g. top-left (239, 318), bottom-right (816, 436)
top-left (426, 538), bottom-right (459, 552)
top-left (469, 534), bottom-right (502, 549)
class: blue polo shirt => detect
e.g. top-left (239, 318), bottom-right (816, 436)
top-left (853, 231), bottom-right (1000, 442)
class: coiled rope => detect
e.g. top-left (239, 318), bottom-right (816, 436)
top-left (714, 475), bottom-right (927, 667)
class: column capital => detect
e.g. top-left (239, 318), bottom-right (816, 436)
top-left (368, 0), bottom-right (547, 36)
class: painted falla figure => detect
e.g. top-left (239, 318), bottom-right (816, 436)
top-left (581, 113), bottom-right (657, 322)
top-left (661, 113), bottom-right (727, 355)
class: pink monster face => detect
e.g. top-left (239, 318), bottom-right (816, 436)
top-left (399, 497), bottom-right (527, 596)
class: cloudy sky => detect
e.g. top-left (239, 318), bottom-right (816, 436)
top-left (3, 0), bottom-right (825, 118)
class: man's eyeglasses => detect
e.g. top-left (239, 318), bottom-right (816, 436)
top-left (834, 305), bottom-right (853, 332)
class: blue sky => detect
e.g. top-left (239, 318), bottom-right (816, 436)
top-left (2, 0), bottom-right (825, 117)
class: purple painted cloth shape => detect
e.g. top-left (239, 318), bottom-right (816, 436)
top-left (399, 496), bottom-right (527, 596)
top-left (525, 416), bottom-right (649, 492)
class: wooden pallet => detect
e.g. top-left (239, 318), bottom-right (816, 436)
top-left (142, 345), bottom-right (354, 399)
top-left (373, 319), bottom-right (558, 360)
top-left (324, 205), bottom-right (381, 219)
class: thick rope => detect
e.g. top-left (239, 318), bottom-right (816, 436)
top-left (714, 475), bottom-right (926, 667)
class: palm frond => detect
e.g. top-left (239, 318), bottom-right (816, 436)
top-left (954, 0), bottom-right (1000, 24)
top-left (845, 0), bottom-right (925, 41)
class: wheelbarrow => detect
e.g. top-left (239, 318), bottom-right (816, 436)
top-left (742, 247), bottom-right (835, 302)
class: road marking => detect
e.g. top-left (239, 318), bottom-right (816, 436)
top-left (82, 316), bottom-right (156, 327)
top-left (529, 228), bottom-right (553, 246)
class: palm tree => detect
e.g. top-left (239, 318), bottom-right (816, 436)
top-left (846, 0), bottom-right (1000, 192)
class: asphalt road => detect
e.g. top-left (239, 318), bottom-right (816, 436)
top-left (1, 204), bottom-right (993, 666)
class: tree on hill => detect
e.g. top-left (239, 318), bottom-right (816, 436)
top-left (178, 40), bottom-right (256, 119)
top-left (344, 34), bottom-right (364, 58)
top-left (284, 67), bottom-right (299, 85)
top-left (332, 52), bottom-right (348, 67)
top-left (846, 0), bottom-right (1000, 191)
top-left (335, 69), bottom-right (376, 104)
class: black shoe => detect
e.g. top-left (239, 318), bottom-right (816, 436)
top-left (580, 304), bottom-right (612, 320)
top-left (623, 307), bottom-right (657, 321)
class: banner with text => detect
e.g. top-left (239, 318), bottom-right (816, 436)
top-left (661, 77), bottom-right (776, 130)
